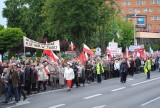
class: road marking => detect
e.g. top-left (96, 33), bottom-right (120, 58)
top-left (111, 87), bottom-right (126, 92)
top-left (6, 100), bottom-right (30, 108)
top-left (48, 104), bottom-right (65, 108)
top-left (84, 94), bottom-right (102, 100)
top-left (131, 77), bottom-right (160, 86)
top-left (127, 78), bottom-right (134, 81)
top-left (93, 105), bottom-right (106, 108)
top-left (141, 96), bottom-right (160, 106)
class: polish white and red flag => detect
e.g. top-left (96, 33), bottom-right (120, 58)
top-left (44, 65), bottom-right (50, 74)
top-left (125, 47), bottom-right (129, 58)
top-left (83, 44), bottom-right (94, 56)
top-left (78, 51), bottom-right (86, 66)
top-left (43, 50), bottom-right (59, 62)
top-left (71, 42), bottom-right (76, 52)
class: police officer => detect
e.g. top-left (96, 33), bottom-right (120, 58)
top-left (96, 58), bottom-right (104, 83)
top-left (144, 57), bottom-right (151, 79)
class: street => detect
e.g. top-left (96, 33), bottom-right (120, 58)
top-left (1, 71), bottom-right (160, 108)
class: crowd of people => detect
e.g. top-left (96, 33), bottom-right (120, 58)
top-left (0, 54), bottom-right (159, 104)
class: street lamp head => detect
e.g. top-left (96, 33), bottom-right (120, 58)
top-left (136, 10), bottom-right (140, 15)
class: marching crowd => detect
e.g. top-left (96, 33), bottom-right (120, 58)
top-left (0, 54), bottom-right (160, 104)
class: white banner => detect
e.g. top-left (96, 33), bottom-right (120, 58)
top-left (107, 47), bottom-right (122, 56)
top-left (23, 36), bottom-right (60, 51)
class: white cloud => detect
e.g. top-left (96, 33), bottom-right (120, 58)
top-left (0, 0), bottom-right (7, 27)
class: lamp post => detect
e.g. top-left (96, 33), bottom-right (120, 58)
top-left (134, 10), bottom-right (140, 45)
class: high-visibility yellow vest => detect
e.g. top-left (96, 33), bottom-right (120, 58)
top-left (144, 60), bottom-right (151, 73)
top-left (96, 63), bottom-right (104, 74)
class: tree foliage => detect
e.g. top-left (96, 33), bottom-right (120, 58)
top-left (0, 24), bottom-right (4, 31)
top-left (42, 0), bottom-right (106, 52)
top-left (2, 0), bottom-right (46, 40)
top-left (0, 28), bottom-right (25, 54)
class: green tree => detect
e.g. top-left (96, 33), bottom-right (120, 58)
top-left (0, 24), bottom-right (4, 31)
top-left (115, 17), bottom-right (134, 48)
top-left (42, 0), bottom-right (107, 54)
top-left (2, 0), bottom-right (46, 40)
top-left (0, 28), bottom-right (25, 59)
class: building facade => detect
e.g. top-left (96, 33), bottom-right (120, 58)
top-left (116, 0), bottom-right (160, 33)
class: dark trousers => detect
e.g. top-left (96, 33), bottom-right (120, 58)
top-left (37, 81), bottom-right (46, 92)
top-left (97, 74), bottom-right (102, 83)
top-left (5, 83), bottom-right (19, 102)
top-left (147, 71), bottom-right (150, 79)
top-left (18, 86), bottom-right (26, 100)
top-left (104, 71), bottom-right (107, 80)
top-left (31, 83), bottom-right (36, 91)
top-left (121, 72), bottom-right (127, 83)
top-left (25, 81), bottom-right (31, 95)
top-left (74, 75), bottom-right (79, 87)
top-left (92, 73), bottom-right (95, 82)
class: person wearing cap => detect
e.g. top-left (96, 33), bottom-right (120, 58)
top-left (64, 63), bottom-right (75, 91)
top-left (3, 63), bottom-right (19, 104)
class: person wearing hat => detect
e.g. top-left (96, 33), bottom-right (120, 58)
top-left (64, 63), bottom-right (75, 91)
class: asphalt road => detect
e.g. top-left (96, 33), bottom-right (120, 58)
top-left (1, 70), bottom-right (160, 108)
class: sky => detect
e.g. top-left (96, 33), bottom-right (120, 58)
top-left (0, 0), bottom-right (7, 27)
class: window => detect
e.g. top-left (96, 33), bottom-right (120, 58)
top-left (134, 8), bottom-right (138, 13)
top-left (137, 0), bottom-right (141, 5)
top-left (158, 24), bottom-right (160, 28)
top-left (149, 8), bottom-right (153, 12)
top-left (151, 0), bottom-right (155, 4)
top-left (121, 9), bottom-right (124, 13)
top-left (157, 0), bottom-right (160, 4)
top-left (142, 0), bottom-right (146, 5)
top-left (158, 8), bottom-right (160, 12)
top-left (128, 1), bottom-right (131, 5)
top-left (147, 24), bottom-right (152, 28)
top-left (156, 16), bottom-right (160, 20)
top-left (143, 8), bottom-right (148, 12)
top-left (122, 1), bottom-right (127, 5)
top-left (151, 16), bottom-right (155, 20)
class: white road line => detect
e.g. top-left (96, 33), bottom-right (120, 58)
top-left (84, 94), bottom-right (102, 100)
top-left (48, 104), bottom-right (65, 108)
top-left (127, 78), bottom-right (134, 81)
top-left (131, 77), bottom-right (160, 86)
top-left (141, 96), bottom-right (160, 106)
top-left (6, 100), bottom-right (30, 108)
top-left (93, 105), bottom-right (106, 108)
top-left (111, 87), bottom-right (126, 92)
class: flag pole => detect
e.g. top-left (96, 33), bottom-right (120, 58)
top-left (23, 36), bottom-right (26, 67)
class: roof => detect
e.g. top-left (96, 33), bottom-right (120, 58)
top-left (136, 32), bottom-right (160, 39)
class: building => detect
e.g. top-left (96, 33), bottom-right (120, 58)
top-left (116, 0), bottom-right (160, 45)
